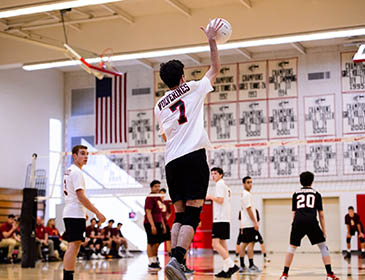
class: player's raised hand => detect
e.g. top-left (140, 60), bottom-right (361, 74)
top-left (200, 18), bottom-right (223, 41)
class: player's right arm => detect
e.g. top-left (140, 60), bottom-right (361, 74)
top-left (146, 209), bottom-right (157, 235)
top-left (76, 189), bottom-right (106, 223)
top-left (318, 210), bottom-right (327, 238)
top-left (201, 19), bottom-right (222, 85)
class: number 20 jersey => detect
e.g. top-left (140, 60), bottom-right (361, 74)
top-left (292, 187), bottom-right (323, 223)
top-left (154, 76), bottom-right (214, 165)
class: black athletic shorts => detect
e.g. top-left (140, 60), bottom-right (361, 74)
top-left (144, 222), bottom-right (164, 245)
top-left (290, 221), bottom-right (325, 246)
top-left (63, 218), bottom-right (86, 242)
top-left (165, 149), bottom-right (210, 203)
top-left (212, 222), bottom-right (230, 240)
top-left (239, 227), bottom-right (256, 243)
top-left (162, 224), bottom-right (171, 242)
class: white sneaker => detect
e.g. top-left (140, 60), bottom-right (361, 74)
top-left (125, 251), bottom-right (134, 258)
top-left (264, 256), bottom-right (271, 262)
top-left (97, 253), bottom-right (104, 259)
top-left (280, 274), bottom-right (288, 280)
top-left (247, 265), bottom-right (261, 273)
top-left (118, 251), bottom-right (125, 258)
top-left (91, 253), bottom-right (98, 259)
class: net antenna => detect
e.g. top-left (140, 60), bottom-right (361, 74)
top-left (353, 44), bottom-right (365, 63)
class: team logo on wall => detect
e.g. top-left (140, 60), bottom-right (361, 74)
top-left (343, 142), bottom-right (365, 174)
top-left (343, 93), bottom-right (365, 134)
top-left (269, 146), bottom-right (299, 177)
top-left (305, 143), bottom-right (337, 175)
top-left (304, 95), bottom-right (336, 137)
top-left (209, 103), bottom-right (237, 142)
top-left (128, 154), bottom-right (154, 182)
top-left (268, 58), bottom-right (297, 98)
top-left (209, 149), bottom-right (239, 179)
top-left (239, 61), bottom-right (267, 100)
top-left (210, 64), bottom-right (237, 103)
top-left (341, 52), bottom-right (365, 92)
top-left (240, 147), bottom-right (268, 178)
top-left (239, 101), bottom-right (268, 141)
top-left (268, 98), bottom-right (298, 139)
top-left (128, 110), bottom-right (153, 146)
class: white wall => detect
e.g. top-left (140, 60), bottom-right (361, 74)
top-left (0, 69), bottom-right (64, 189)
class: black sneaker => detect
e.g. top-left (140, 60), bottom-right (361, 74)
top-left (344, 252), bottom-right (351, 259)
top-left (183, 265), bottom-right (194, 275)
top-left (148, 262), bottom-right (161, 272)
top-left (214, 270), bottom-right (230, 278)
top-left (227, 264), bottom-right (239, 276)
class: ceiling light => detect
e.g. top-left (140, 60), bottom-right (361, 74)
top-left (0, 0), bottom-right (122, 19)
top-left (23, 26), bottom-right (365, 71)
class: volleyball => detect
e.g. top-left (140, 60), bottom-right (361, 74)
top-left (208, 18), bottom-right (232, 44)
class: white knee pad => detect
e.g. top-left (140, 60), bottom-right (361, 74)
top-left (317, 242), bottom-right (330, 257)
top-left (288, 246), bottom-right (296, 254)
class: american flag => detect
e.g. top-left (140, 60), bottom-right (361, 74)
top-left (95, 73), bottom-right (127, 146)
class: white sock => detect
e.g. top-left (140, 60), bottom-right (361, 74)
top-left (223, 257), bottom-right (233, 272)
top-left (152, 256), bottom-right (157, 263)
top-left (148, 257), bottom-right (154, 265)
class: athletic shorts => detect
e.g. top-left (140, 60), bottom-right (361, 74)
top-left (165, 149), bottom-right (210, 203)
top-left (212, 222), bottom-right (230, 240)
top-left (290, 221), bottom-right (325, 246)
top-left (63, 218), bottom-right (86, 242)
top-left (87, 238), bottom-right (103, 246)
top-left (162, 224), bottom-right (171, 242)
top-left (238, 227), bottom-right (256, 243)
top-left (144, 222), bottom-right (164, 245)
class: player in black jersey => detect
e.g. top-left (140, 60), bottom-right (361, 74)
top-left (280, 171), bottom-right (339, 280)
top-left (344, 206), bottom-right (365, 259)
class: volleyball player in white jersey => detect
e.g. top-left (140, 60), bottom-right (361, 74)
top-left (154, 19), bottom-right (222, 280)
top-left (63, 145), bottom-right (106, 280)
top-left (206, 167), bottom-right (239, 278)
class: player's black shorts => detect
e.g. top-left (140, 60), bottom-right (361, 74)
top-left (238, 227), bottom-right (256, 243)
top-left (144, 222), bottom-right (164, 245)
top-left (165, 149), bottom-right (210, 203)
top-left (162, 224), bottom-right (171, 242)
top-left (63, 218), bottom-right (86, 242)
top-left (350, 229), bottom-right (359, 236)
top-left (212, 222), bottom-right (230, 240)
top-left (290, 221), bottom-right (325, 246)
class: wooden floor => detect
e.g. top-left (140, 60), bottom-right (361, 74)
top-left (0, 252), bottom-right (364, 279)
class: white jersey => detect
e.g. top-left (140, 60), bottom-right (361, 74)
top-left (240, 189), bottom-right (256, 228)
top-left (154, 76), bottom-right (213, 165)
top-left (213, 179), bottom-right (231, 223)
top-left (63, 164), bottom-right (87, 219)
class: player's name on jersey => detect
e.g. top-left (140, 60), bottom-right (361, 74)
top-left (157, 83), bottom-right (190, 110)
top-left (295, 188), bottom-right (317, 194)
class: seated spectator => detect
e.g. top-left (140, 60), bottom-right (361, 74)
top-left (46, 218), bottom-right (65, 257)
top-left (0, 214), bottom-right (21, 263)
top-left (35, 217), bottom-right (60, 261)
top-left (113, 223), bottom-right (133, 258)
top-left (12, 217), bottom-right (22, 262)
top-left (102, 220), bottom-right (115, 257)
top-left (86, 218), bottom-right (103, 259)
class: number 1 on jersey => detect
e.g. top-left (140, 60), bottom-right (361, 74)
top-left (170, 100), bottom-right (187, 125)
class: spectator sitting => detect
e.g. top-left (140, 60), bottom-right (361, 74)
top-left (0, 214), bottom-right (21, 263)
top-left (112, 223), bottom-right (133, 258)
top-left (35, 217), bottom-right (61, 261)
top-left (86, 218), bottom-right (103, 259)
top-left (46, 218), bottom-right (65, 257)
top-left (12, 217), bottom-right (22, 263)
top-left (102, 219), bottom-right (115, 257)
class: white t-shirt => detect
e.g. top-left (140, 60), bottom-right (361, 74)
top-left (154, 76), bottom-right (213, 164)
top-left (63, 164), bottom-right (87, 218)
top-left (240, 189), bottom-right (256, 228)
top-left (213, 179), bottom-right (231, 223)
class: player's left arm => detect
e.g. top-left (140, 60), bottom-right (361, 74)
top-left (357, 221), bottom-right (364, 237)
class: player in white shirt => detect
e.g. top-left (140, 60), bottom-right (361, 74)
top-left (154, 19), bottom-right (223, 280)
top-left (239, 176), bottom-right (260, 273)
top-left (62, 145), bottom-right (106, 280)
top-left (206, 167), bottom-right (239, 278)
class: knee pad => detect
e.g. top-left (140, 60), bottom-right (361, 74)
top-left (288, 246), bottom-right (296, 254)
top-left (318, 242), bottom-right (330, 257)
top-left (346, 237), bottom-right (351, 244)
top-left (360, 237), bottom-right (365, 243)
top-left (183, 206), bottom-right (202, 231)
top-left (174, 212), bottom-right (184, 224)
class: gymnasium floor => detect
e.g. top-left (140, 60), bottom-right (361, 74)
top-left (1, 253), bottom-right (364, 280)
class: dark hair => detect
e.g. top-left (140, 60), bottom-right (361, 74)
top-left (150, 180), bottom-right (161, 188)
top-left (348, 206), bottom-right (354, 210)
top-left (300, 171), bottom-right (314, 187)
top-left (8, 214), bottom-right (15, 219)
top-left (72, 145), bottom-right (88, 155)
top-left (242, 176), bottom-right (251, 184)
top-left (117, 223), bottom-right (122, 226)
top-left (90, 218), bottom-right (97, 223)
top-left (160, 60), bottom-right (185, 88)
top-left (108, 219), bottom-right (115, 224)
top-left (160, 188), bottom-right (167, 193)
top-left (211, 167), bottom-right (224, 176)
